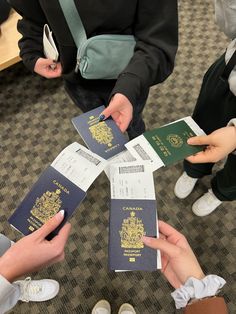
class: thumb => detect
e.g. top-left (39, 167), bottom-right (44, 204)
top-left (43, 58), bottom-right (56, 66)
top-left (142, 236), bottom-right (181, 258)
top-left (187, 135), bottom-right (210, 146)
top-left (99, 105), bottom-right (113, 121)
top-left (33, 210), bottom-right (65, 239)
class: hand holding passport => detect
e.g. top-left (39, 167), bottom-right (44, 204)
top-left (8, 143), bottom-right (107, 238)
top-left (72, 105), bottom-right (128, 160)
top-left (9, 110), bottom-right (206, 272)
top-left (125, 116), bottom-right (206, 172)
top-left (109, 161), bottom-right (161, 271)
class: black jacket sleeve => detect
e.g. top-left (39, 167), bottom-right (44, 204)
top-left (9, 0), bottom-right (47, 72)
top-left (111, 0), bottom-right (178, 106)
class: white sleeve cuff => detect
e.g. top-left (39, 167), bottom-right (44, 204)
top-left (227, 119), bottom-right (236, 155)
top-left (0, 275), bottom-right (16, 300)
top-left (227, 118), bottom-right (236, 127)
top-left (171, 275), bottom-right (226, 309)
top-left (0, 274), bottom-right (20, 313)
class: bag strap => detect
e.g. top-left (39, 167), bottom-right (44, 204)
top-left (221, 49), bottom-right (236, 80)
top-left (58, 0), bottom-right (87, 48)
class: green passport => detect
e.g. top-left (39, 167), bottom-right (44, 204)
top-left (143, 120), bottom-right (204, 166)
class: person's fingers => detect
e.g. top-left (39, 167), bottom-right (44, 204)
top-left (187, 135), bottom-right (210, 146)
top-left (44, 58), bottom-right (56, 66)
top-left (111, 111), bottom-right (120, 122)
top-left (158, 220), bottom-right (184, 240)
top-left (186, 147), bottom-right (223, 163)
top-left (45, 71), bottom-right (62, 79)
top-left (119, 117), bottom-right (130, 132)
top-left (99, 106), bottom-right (113, 120)
top-left (33, 210), bottom-right (65, 239)
top-left (159, 232), bottom-right (166, 240)
top-left (142, 236), bottom-right (181, 258)
top-left (36, 58), bottom-right (56, 67)
top-left (186, 152), bottom-right (213, 163)
top-left (51, 222), bottom-right (71, 248)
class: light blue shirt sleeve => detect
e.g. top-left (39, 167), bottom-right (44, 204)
top-left (0, 275), bottom-right (20, 314)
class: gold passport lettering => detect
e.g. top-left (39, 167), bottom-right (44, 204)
top-left (120, 212), bottom-right (146, 249)
top-left (28, 225), bottom-right (35, 232)
top-left (30, 189), bottom-right (62, 224)
top-left (159, 145), bottom-right (171, 157)
top-left (152, 135), bottom-right (162, 146)
top-left (105, 143), bottom-right (119, 153)
top-left (122, 207), bottom-right (143, 211)
top-left (89, 122), bottom-right (114, 147)
top-left (88, 115), bottom-right (99, 125)
top-left (27, 216), bottom-right (41, 231)
top-left (53, 180), bottom-right (70, 194)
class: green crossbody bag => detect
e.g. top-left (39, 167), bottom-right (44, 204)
top-left (58, 0), bottom-right (136, 80)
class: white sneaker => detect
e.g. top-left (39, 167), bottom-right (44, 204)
top-left (174, 171), bottom-right (198, 199)
top-left (15, 277), bottom-right (59, 302)
top-left (192, 189), bottom-right (222, 217)
top-left (91, 300), bottom-right (111, 314)
top-left (118, 303), bottom-right (136, 314)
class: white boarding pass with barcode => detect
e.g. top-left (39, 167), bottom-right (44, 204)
top-left (110, 161), bottom-right (156, 200)
top-left (51, 142), bottom-right (107, 191)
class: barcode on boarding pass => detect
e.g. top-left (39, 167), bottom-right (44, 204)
top-left (76, 149), bottom-right (101, 165)
top-left (133, 144), bottom-right (151, 160)
top-left (119, 165), bottom-right (144, 174)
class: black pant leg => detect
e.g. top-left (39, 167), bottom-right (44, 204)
top-left (127, 89), bottom-right (149, 139)
top-left (184, 54), bottom-right (236, 178)
top-left (211, 153), bottom-right (236, 201)
top-left (64, 81), bottom-right (106, 112)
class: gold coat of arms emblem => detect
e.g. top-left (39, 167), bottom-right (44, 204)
top-left (166, 134), bottom-right (183, 148)
top-left (89, 122), bottom-right (114, 147)
top-left (119, 212), bottom-right (146, 249)
top-left (31, 189), bottom-right (62, 223)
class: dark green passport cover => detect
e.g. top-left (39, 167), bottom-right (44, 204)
top-left (144, 120), bottom-right (204, 166)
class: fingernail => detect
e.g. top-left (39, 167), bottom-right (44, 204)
top-left (142, 236), bottom-right (151, 244)
top-left (50, 63), bottom-right (56, 70)
top-left (99, 114), bottom-right (105, 122)
top-left (58, 210), bottom-right (65, 218)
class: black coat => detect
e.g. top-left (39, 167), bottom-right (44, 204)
top-left (9, 0), bottom-right (178, 107)
top-left (0, 0), bottom-right (11, 25)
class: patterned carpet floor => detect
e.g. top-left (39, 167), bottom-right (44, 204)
top-left (0, 0), bottom-right (235, 313)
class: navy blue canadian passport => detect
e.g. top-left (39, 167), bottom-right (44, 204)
top-left (72, 106), bottom-right (128, 159)
top-left (109, 199), bottom-right (158, 271)
top-left (8, 166), bottom-right (86, 239)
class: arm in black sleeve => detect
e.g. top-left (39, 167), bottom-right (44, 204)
top-left (111, 0), bottom-right (178, 107)
top-left (9, 0), bottom-right (47, 72)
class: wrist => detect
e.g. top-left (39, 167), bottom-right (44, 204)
top-left (183, 270), bottom-right (205, 283)
top-left (0, 257), bottom-right (18, 282)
